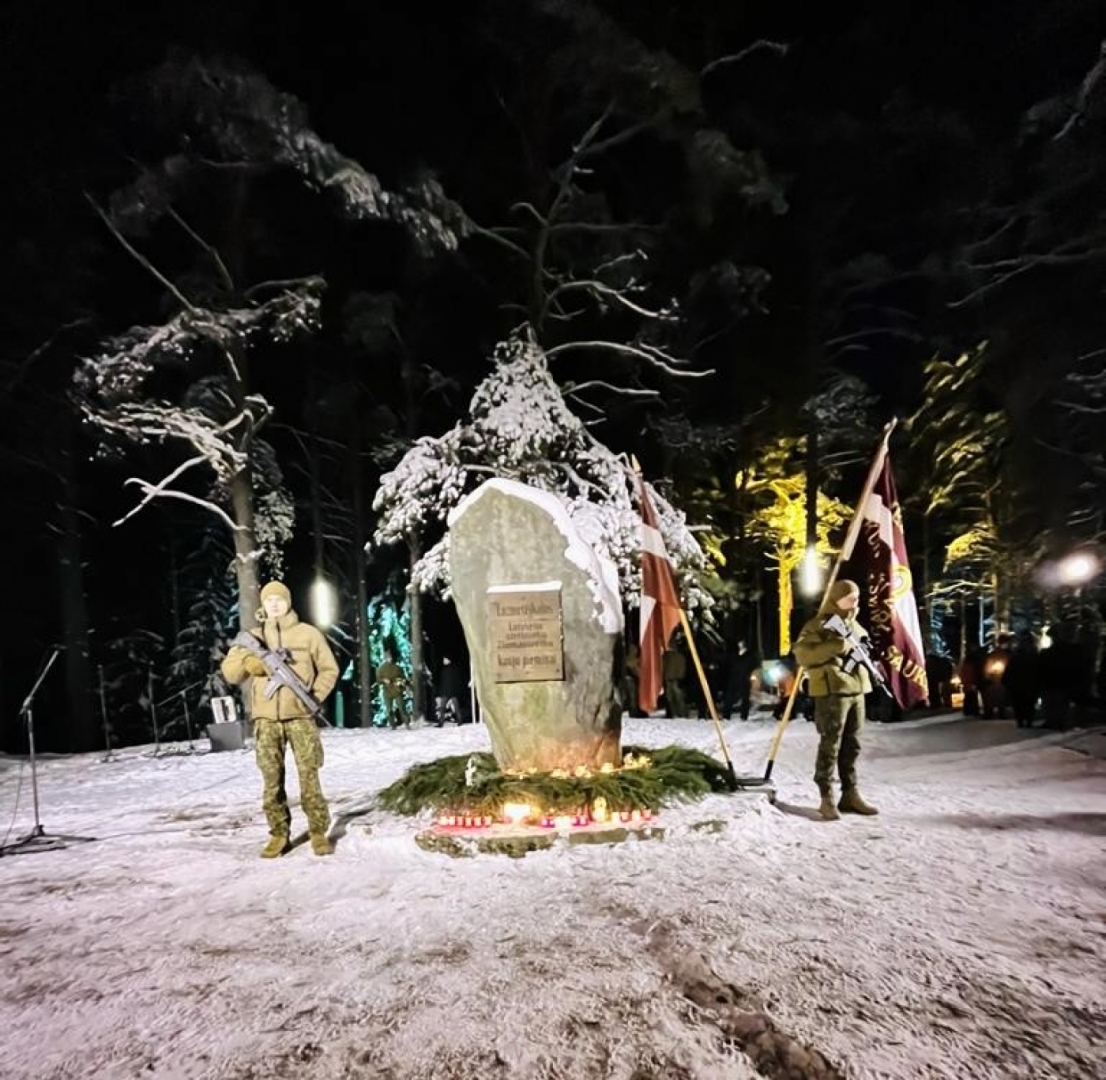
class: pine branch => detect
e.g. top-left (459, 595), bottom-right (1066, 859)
top-left (115, 478), bottom-right (243, 533)
top-left (700, 39), bottom-right (790, 78)
top-left (546, 340), bottom-right (712, 378)
top-left (86, 195), bottom-right (197, 313)
top-left (547, 279), bottom-right (678, 321)
top-left (167, 207), bottom-right (235, 293)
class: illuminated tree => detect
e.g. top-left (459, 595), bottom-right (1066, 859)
top-left (739, 440), bottom-right (851, 654)
top-left (908, 347), bottom-right (1026, 646)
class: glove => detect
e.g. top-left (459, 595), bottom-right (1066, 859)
top-left (242, 655), bottom-right (269, 677)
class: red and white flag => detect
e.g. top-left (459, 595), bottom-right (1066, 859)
top-left (841, 453), bottom-right (929, 708)
top-left (637, 476), bottom-right (683, 714)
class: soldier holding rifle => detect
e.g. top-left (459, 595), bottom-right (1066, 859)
top-left (221, 581), bottom-right (339, 857)
top-left (793, 579), bottom-right (885, 822)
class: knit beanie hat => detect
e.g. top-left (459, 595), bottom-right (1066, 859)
top-left (260, 581), bottom-right (292, 605)
top-left (828, 579), bottom-right (860, 605)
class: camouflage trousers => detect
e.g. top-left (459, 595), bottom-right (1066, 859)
top-left (383, 692), bottom-right (409, 727)
top-left (812, 693), bottom-right (866, 795)
top-left (254, 716), bottom-right (330, 837)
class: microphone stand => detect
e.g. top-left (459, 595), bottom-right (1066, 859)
top-left (0, 647), bottom-right (96, 856)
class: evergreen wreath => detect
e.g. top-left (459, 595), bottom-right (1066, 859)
top-left (377, 745), bottom-right (734, 818)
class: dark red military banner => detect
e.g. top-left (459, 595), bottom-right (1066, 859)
top-left (841, 454), bottom-right (929, 708)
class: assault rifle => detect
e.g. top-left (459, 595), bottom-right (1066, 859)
top-left (231, 631), bottom-right (332, 726)
top-left (822, 614), bottom-right (893, 699)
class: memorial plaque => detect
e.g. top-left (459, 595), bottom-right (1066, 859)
top-left (487, 582), bottom-right (564, 683)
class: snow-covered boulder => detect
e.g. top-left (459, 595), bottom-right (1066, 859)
top-left (449, 478), bottom-right (623, 772)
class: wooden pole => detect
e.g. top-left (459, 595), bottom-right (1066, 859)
top-left (762, 419), bottom-right (897, 779)
top-left (629, 455), bottom-right (754, 786)
top-left (677, 608), bottom-right (738, 783)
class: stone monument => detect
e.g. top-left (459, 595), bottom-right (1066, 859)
top-left (448, 478), bottom-right (623, 772)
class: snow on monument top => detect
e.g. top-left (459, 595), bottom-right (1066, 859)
top-left (449, 477), bottom-right (623, 635)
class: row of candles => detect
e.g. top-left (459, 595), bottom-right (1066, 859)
top-left (435, 800), bottom-right (654, 830)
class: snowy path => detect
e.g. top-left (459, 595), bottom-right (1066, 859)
top-left (0, 714), bottom-right (1103, 1079)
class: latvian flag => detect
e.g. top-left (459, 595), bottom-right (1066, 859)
top-left (841, 453), bottom-right (929, 708)
top-left (637, 476), bottom-right (683, 714)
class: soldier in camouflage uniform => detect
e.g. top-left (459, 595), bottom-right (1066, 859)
top-left (375, 650), bottom-right (410, 728)
top-left (221, 581), bottom-right (339, 857)
top-left (792, 579), bottom-right (879, 821)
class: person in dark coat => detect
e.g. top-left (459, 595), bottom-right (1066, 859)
top-left (722, 640), bottom-right (760, 720)
top-left (924, 653), bottom-right (955, 708)
top-left (959, 648), bottom-right (984, 716)
top-left (622, 643), bottom-right (645, 717)
top-left (662, 642), bottom-right (688, 718)
top-left (434, 655), bottom-right (466, 725)
top-left (1037, 623), bottom-right (1085, 729)
top-left (1002, 634), bottom-right (1040, 728)
top-left (981, 635), bottom-right (1013, 718)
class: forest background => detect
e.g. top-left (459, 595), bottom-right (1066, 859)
top-left (2, 0), bottom-right (1105, 752)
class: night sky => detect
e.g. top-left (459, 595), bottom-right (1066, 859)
top-left (2, 1), bottom-right (1104, 748)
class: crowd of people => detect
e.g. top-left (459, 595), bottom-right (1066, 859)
top-left (619, 635), bottom-right (768, 722)
top-left (957, 623), bottom-right (1097, 730)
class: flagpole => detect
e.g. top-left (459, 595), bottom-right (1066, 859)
top-left (629, 458), bottom-right (748, 789)
top-left (676, 608), bottom-right (739, 782)
top-left (762, 418), bottom-right (898, 780)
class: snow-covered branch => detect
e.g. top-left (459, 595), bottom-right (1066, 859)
top-left (545, 340), bottom-right (712, 379)
top-left (467, 220), bottom-right (532, 261)
top-left (547, 279), bottom-right (678, 321)
top-left (166, 207), bottom-right (235, 293)
top-left (700, 39), bottom-right (790, 78)
top-left (563, 379), bottom-right (659, 401)
top-left (115, 479), bottom-right (243, 533)
top-left (88, 195), bottom-right (197, 314)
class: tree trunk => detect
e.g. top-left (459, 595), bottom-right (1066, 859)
top-left (409, 540), bottom-right (426, 721)
top-left (777, 554), bottom-right (793, 655)
top-left (308, 424), bottom-right (325, 581)
top-left (920, 512), bottom-right (932, 650)
top-left (991, 569), bottom-right (1002, 640)
top-left (229, 470), bottom-right (260, 628)
top-left (350, 428), bottom-right (373, 728)
top-left (399, 344), bottom-right (426, 722)
top-left (959, 593), bottom-right (967, 665)
top-left (55, 418), bottom-right (95, 751)
top-left (754, 566), bottom-right (765, 659)
top-left (56, 477), bottom-right (95, 751)
top-left (803, 427), bottom-right (820, 621)
top-left (223, 321), bottom-right (260, 629)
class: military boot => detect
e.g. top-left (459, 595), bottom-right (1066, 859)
top-left (818, 792), bottom-right (841, 821)
top-left (838, 788), bottom-right (879, 815)
top-left (260, 834), bottom-right (290, 858)
top-left (310, 833), bottom-right (334, 856)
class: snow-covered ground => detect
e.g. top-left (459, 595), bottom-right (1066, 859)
top-left (0, 712), bottom-right (1103, 1080)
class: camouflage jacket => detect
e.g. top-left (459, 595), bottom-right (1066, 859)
top-left (375, 661), bottom-right (408, 697)
top-left (793, 611), bottom-right (873, 698)
top-left (221, 611), bottom-right (339, 720)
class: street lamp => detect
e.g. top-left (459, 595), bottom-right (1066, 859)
top-left (1034, 550), bottom-right (1101, 591)
top-left (1055, 551), bottom-right (1099, 587)
top-left (798, 545), bottom-right (824, 599)
top-left (310, 577), bottom-right (337, 628)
